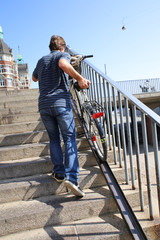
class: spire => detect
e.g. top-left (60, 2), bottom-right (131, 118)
top-left (0, 25), bottom-right (3, 40)
top-left (17, 46), bottom-right (23, 64)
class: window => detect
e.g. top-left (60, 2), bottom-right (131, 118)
top-left (4, 55), bottom-right (10, 61)
top-left (7, 78), bottom-right (12, 87)
top-left (0, 65), bottom-right (4, 73)
top-left (0, 78), bottom-right (5, 87)
top-left (0, 56), bottom-right (2, 61)
top-left (6, 65), bottom-right (11, 73)
top-left (21, 80), bottom-right (25, 86)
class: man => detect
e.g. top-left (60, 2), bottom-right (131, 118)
top-left (32, 35), bottom-right (90, 197)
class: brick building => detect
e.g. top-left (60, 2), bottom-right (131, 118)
top-left (0, 26), bottom-right (31, 90)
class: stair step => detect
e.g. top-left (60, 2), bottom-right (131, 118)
top-left (0, 121), bottom-right (45, 135)
top-left (0, 121), bottom-right (45, 134)
top-left (0, 94), bottom-right (38, 103)
top-left (0, 100), bottom-right (38, 110)
top-left (0, 112), bottom-right (41, 125)
top-left (0, 130), bottom-right (48, 147)
top-left (0, 138), bottom-right (90, 161)
top-left (0, 185), bottom-right (144, 237)
top-left (0, 150), bottom-right (96, 180)
top-left (0, 213), bottom-right (132, 240)
top-left (0, 166), bottom-right (103, 203)
top-left (0, 89), bottom-right (38, 98)
top-left (133, 206), bottom-right (160, 240)
top-left (0, 113), bottom-right (79, 126)
top-left (0, 166), bottom-right (132, 204)
top-left (0, 105), bottom-right (39, 115)
top-left (0, 126), bottom-right (82, 147)
top-left (0, 121), bottom-right (81, 136)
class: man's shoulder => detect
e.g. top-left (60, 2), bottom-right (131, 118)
top-left (58, 51), bottom-right (71, 62)
top-left (42, 52), bottom-right (53, 60)
top-left (38, 51), bottom-right (70, 64)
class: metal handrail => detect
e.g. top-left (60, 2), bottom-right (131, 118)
top-left (67, 47), bottom-right (160, 125)
top-left (66, 46), bottom-right (160, 221)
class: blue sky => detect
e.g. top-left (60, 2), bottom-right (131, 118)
top-left (1, 0), bottom-right (160, 88)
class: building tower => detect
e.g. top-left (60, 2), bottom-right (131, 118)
top-left (17, 47), bottom-right (31, 89)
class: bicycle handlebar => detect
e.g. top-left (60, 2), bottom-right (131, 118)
top-left (71, 54), bottom-right (93, 65)
top-left (82, 55), bottom-right (93, 60)
top-left (71, 54), bottom-right (93, 91)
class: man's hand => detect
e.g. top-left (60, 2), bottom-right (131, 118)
top-left (78, 78), bottom-right (90, 89)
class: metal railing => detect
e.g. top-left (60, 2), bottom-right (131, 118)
top-left (67, 47), bottom-right (160, 220)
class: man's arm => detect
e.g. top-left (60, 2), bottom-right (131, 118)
top-left (58, 58), bottom-right (90, 89)
top-left (32, 75), bottom-right (38, 82)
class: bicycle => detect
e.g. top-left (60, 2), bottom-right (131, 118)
top-left (70, 54), bottom-right (107, 161)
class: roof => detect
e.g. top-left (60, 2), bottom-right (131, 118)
top-left (0, 39), bottom-right (11, 55)
top-left (116, 78), bottom-right (160, 94)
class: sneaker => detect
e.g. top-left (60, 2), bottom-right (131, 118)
top-left (52, 173), bottom-right (65, 182)
top-left (64, 180), bottom-right (85, 197)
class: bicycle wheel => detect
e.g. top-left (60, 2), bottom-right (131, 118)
top-left (70, 81), bottom-right (82, 118)
top-left (83, 108), bottom-right (107, 161)
top-left (73, 89), bottom-right (82, 118)
top-left (74, 88), bottom-right (88, 118)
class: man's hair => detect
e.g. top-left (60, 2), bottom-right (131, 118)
top-left (49, 35), bottom-right (66, 51)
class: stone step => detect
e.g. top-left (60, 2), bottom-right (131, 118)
top-left (0, 119), bottom-right (81, 135)
top-left (0, 99), bottom-right (38, 109)
top-left (0, 130), bottom-right (48, 147)
top-left (1, 205), bottom-right (159, 240)
top-left (0, 112), bottom-right (41, 125)
top-left (0, 94), bottom-right (38, 103)
top-left (0, 112), bottom-right (79, 126)
top-left (0, 213), bottom-right (132, 240)
top-left (0, 150), bottom-right (96, 180)
top-left (0, 148), bottom-right (118, 181)
top-left (133, 206), bottom-right (160, 240)
top-left (0, 89), bottom-right (38, 97)
top-left (0, 105), bottom-right (38, 115)
top-left (0, 121), bottom-right (45, 135)
top-left (0, 166), bottom-right (131, 204)
top-left (0, 166), bottom-right (102, 204)
top-left (0, 185), bottom-right (144, 237)
top-left (0, 121), bottom-right (82, 146)
top-left (0, 138), bottom-right (90, 162)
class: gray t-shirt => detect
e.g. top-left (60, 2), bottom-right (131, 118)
top-left (33, 50), bottom-right (71, 110)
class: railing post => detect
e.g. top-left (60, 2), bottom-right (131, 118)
top-left (124, 98), bottom-right (136, 190)
top-left (141, 112), bottom-right (153, 219)
top-left (88, 67), bottom-right (94, 101)
top-left (107, 82), bottom-right (117, 164)
top-left (118, 92), bottom-right (129, 184)
top-left (151, 121), bottom-right (160, 216)
top-left (132, 105), bottom-right (144, 211)
top-left (103, 79), bottom-right (112, 150)
top-left (112, 87), bottom-right (122, 168)
top-left (92, 69), bottom-right (97, 102)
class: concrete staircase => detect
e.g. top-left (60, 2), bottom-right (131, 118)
top-left (0, 89), bottom-right (159, 240)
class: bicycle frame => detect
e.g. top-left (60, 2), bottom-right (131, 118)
top-left (70, 77), bottom-right (107, 161)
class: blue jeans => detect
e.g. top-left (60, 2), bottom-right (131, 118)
top-left (40, 105), bottom-right (79, 184)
